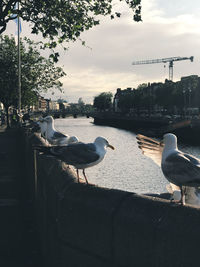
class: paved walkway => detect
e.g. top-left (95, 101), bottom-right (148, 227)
top-left (0, 126), bottom-right (42, 266)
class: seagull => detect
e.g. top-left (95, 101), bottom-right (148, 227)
top-left (37, 117), bottom-right (48, 140)
top-left (137, 133), bottom-right (200, 205)
top-left (34, 136), bottom-right (115, 184)
top-left (41, 116), bottom-right (79, 145)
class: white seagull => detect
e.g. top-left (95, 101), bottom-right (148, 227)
top-left (34, 136), bottom-right (115, 184)
top-left (41, 116), bottom-right (79, 145)
top-left (137, 133), bottom-right (200, 205)
top-left (37, 117), bottom-right (48, 141)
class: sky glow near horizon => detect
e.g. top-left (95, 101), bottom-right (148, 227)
top-left (4, 0), bottom-right (200, 103)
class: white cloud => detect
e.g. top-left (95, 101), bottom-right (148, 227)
top-left (4, 0), bottom-right (200, 103)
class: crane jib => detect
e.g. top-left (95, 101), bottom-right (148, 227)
top-left (132, 56), bottom-right (194, 81)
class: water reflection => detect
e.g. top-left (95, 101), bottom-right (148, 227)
top-left (54, 117), bottom-right (200, 194)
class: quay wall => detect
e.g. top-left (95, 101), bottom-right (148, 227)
top-left (24, 130), bottom-right (200, 267)
top-left (93, 115), bottom-right (167, 131)
top-left (93, 114), bottom-right (200, 144)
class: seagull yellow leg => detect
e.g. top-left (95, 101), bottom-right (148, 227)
top-left (76, 169), bottom-right (80, 183)
top-left (180, 186), bottom-right (186, 205)
top-left (82, 169), bottom-right (89, 184)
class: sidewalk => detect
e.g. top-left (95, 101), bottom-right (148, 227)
top-left (0, 126), bottom-right (42, 266)
top-left (0, 124), bottom-right (7, 132)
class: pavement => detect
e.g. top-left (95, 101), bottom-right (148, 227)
top-left (0, 126), bottom-right (42, 267)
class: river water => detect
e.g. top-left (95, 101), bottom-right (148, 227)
top-left (54, 117), bottom-right (200, 195)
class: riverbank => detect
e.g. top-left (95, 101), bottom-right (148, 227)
top-left (93, 112), bottom-right (200, 144)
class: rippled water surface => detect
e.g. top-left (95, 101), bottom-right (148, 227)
top-left (55, 117), bottom-right (200, 194)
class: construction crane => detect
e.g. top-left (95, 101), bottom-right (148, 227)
top-left (132, 56), bottom-right (194, 81)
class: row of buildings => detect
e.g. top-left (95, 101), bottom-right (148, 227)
top-left (113, 75), bottom-right (200, 116)
top-left (0, 96), bottom-right (70, 114)
top-left (36, 96), bottom-right (70, 112)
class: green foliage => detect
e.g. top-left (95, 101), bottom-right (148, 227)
top-left (0, 35), bottom-right (18, 109)
top-left (118, 90), bottom-right (135, 112)
top-left (78, 97), bottom-right (85, 106)
top-left (1, 0), bottom-right (142, 61)
top-left (65, 102), bottom-right (94, 115)
top-left (137, 83), bottom-right (148, 90)
top-left (93, 92), bottom-right (113, 111)
top-left (0, 35), bottom-right (65, 110)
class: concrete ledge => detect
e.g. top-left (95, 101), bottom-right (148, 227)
top-left (114, 194), bottom-right (200, 267)
top-left (25, 131), bottom-right (200, 267)
top-left (58, 183), bottom-right (131, 261)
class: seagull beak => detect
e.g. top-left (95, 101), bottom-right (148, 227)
top-left (108, 144), bottom-right (115, 150)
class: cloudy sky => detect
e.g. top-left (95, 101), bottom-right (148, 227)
top-left (5, 0), bottom-right (200, 103)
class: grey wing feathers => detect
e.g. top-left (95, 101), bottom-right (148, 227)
top-left (52, 131), bottom-right (68, 139)
top-left (162, 152), bottom-right (200, 186)
top-left (183, 153), bottom-right (200, 166)
top-left (137, 134), bottom-right (163, 166)
top-left (51, 143), bottom-right (99, 165)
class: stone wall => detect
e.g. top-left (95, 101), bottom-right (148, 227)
top-left (24, 131), bottom-right (200, 267)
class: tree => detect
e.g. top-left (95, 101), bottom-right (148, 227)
top-left (0, 1), bottom-right (141, 61)
top-left (137, 83), bottom-right (148, 90)
top-left (118, 90), bottom-right (135, 113)
top-left (57, 98), bottom-right (67, 103)
top-left (93, 92), bottom-right (113, 111)
top-left (0, 35), bottom-right (65, 127)
top-left (155, 80), bottom-right (175, 113)
top-left (78, 97), bottom-right (85, 106)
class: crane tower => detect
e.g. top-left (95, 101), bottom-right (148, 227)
top-left (132, 56), bottom-right (194, 81)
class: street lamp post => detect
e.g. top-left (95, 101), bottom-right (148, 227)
top-left (183, 89), bottom-right (186, 117)
top-left (188, 86), bottom-right (192, 117)
top-left (17, 3), bottom-right (22, 125)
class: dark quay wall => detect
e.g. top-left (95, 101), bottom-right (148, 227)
top-left (23, 130), bottom-right (200, 267)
